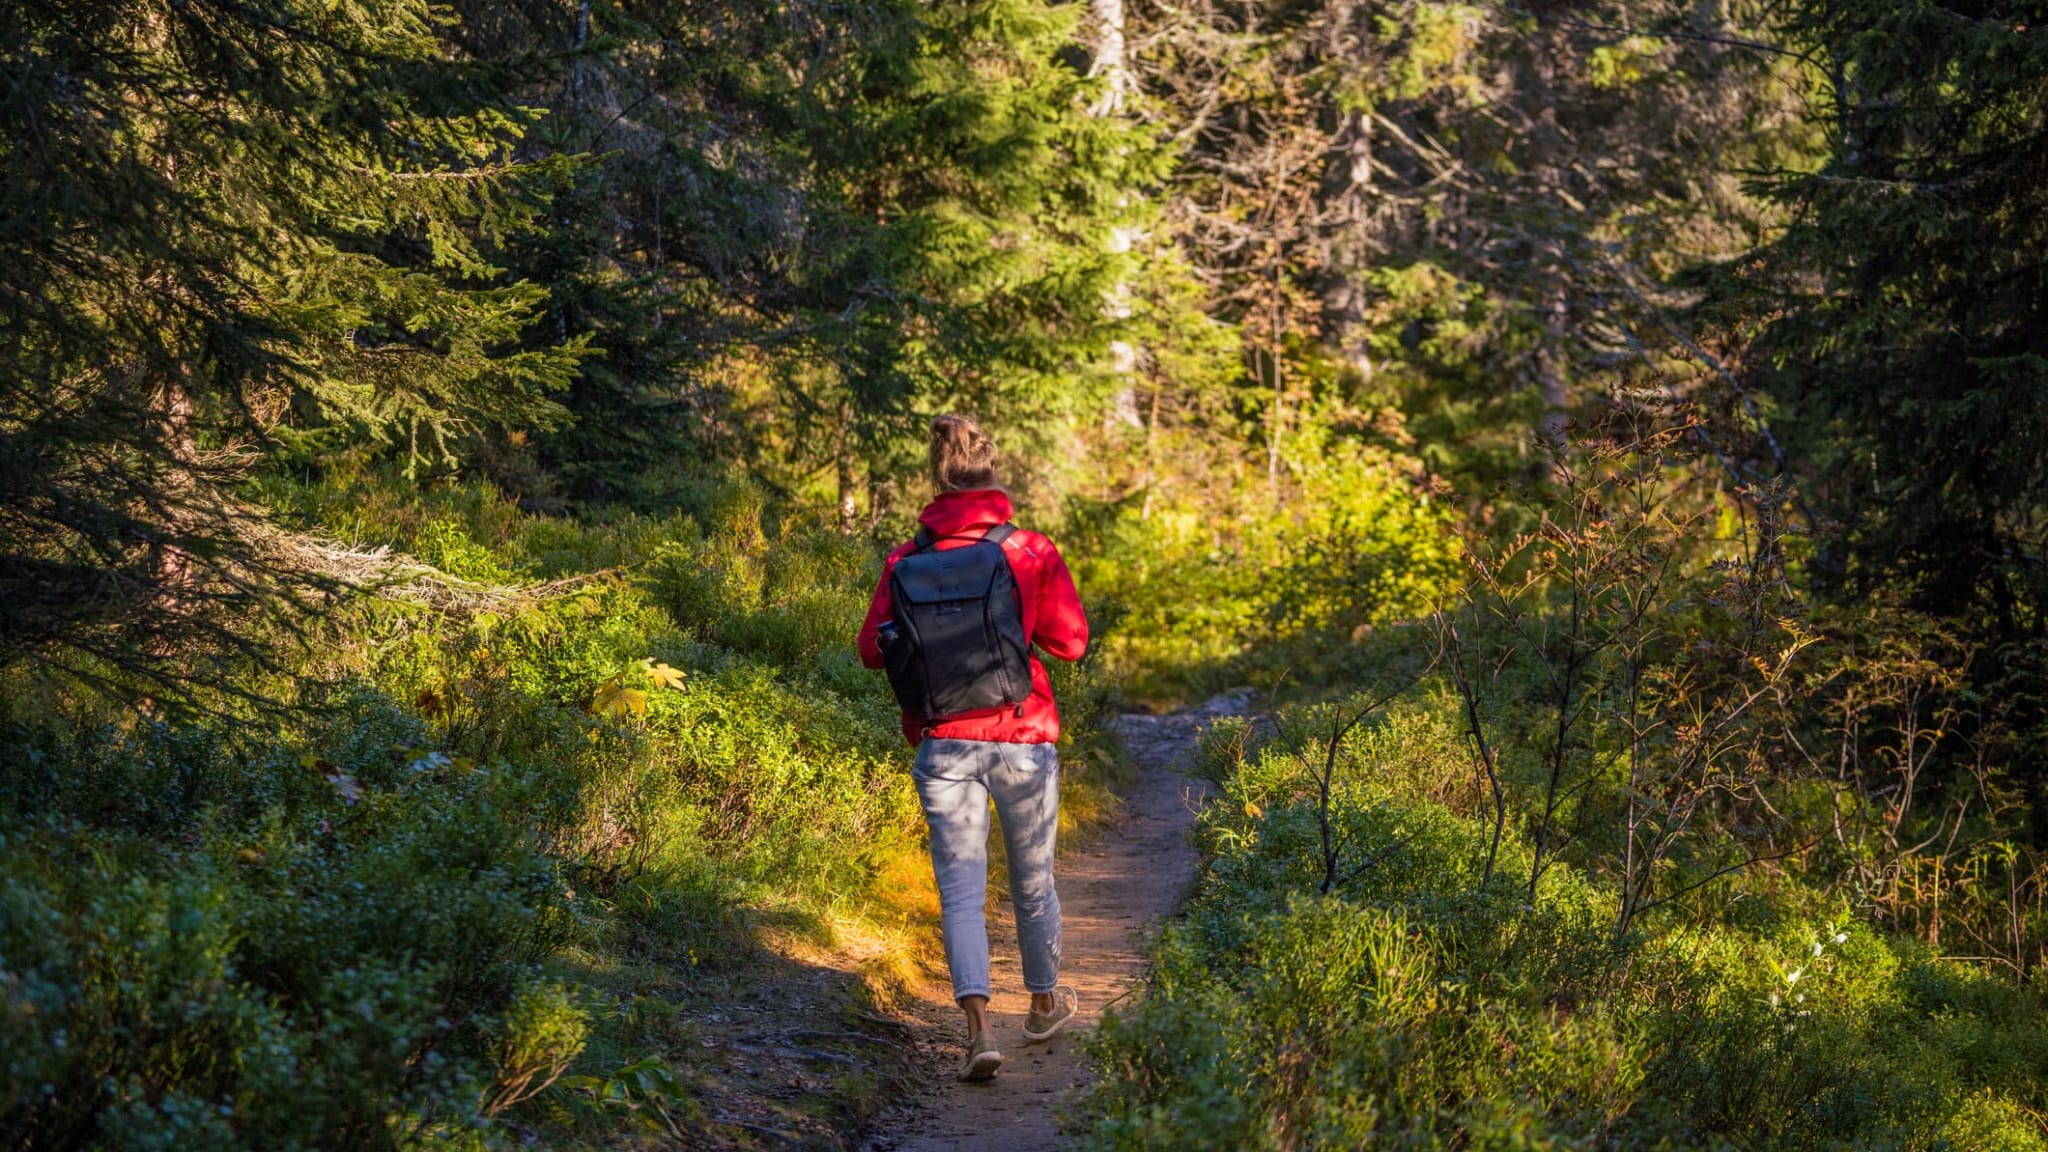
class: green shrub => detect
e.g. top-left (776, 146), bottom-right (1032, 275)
top-left (1073, 698), bottom-right (2048, 1152)
top-left (0, 698), bottom-right (576, 1149)
top-left (2, 473), bottom-right (1127, 1147)
top-left (1073, 411), bottom-right (1459, 703)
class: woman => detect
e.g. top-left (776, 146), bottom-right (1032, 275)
top-left (857, 415), bottom-right (1088, 1082)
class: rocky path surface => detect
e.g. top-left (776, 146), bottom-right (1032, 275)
top-left (860, 695), bottom-right (1245, 1152)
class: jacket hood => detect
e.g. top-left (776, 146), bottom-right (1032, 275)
top-left (917, 489), bottom-right (1014, 537)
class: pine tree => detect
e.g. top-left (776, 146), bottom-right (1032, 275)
top-left (1129, 0), bottom-right (1814, 494)
top-left (0, 0), bottom-right (588, 691)
top-left (451, 0), bottom-right (1198, 516)
top-left (1736, 1), bottom-right (2048, 635)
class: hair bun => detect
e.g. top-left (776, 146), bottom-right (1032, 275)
top-left (930, 415), bottom-right (999, 493)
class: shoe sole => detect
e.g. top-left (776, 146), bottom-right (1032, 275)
top-left (959, 1050), bottom-right (1003, 1082)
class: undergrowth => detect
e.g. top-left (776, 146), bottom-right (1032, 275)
top-left (0, 473), bottom-right (1126, 1149)
top-left (1072, 411), bottom-right (1460, 706)
top-left (1071, 695), bottom-right (2048, 1150)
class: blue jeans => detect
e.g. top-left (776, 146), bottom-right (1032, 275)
top-left (913, 738), bottom-right (1062, 1003)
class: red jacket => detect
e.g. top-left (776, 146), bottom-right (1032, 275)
top-left (858, 489), bottom-right (1088, 745)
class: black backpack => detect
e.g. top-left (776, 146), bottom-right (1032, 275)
top-left (878, 524), bottom-right (1032, 722)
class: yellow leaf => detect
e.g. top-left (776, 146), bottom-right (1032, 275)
top-left (1244, 800), bottom-right (1264, 820)
top-left (591, 679), bottom-right (648, 721)
top-left (645, 662), bottom-right (687, 691)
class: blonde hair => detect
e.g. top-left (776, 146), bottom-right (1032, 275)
top-left (929, 414), bottom-right (999, 493)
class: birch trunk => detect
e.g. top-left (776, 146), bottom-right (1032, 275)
top-left (1091, 0), bottom-right (1140, 420)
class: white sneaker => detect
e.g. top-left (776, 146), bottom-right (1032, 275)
top-left (1023, 986), bottom-right (1078, 1042)
top-left (958, 1034), bottom-right (1003, 1082)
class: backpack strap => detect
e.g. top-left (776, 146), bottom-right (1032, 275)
top-left (912, 522), bottom-right (1017, 552)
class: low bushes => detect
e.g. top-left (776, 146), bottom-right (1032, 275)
top-left (1, 691), bottom-right (577, 1150)
top-left (1072, 418), bottom-right (1460, 704)
top-left (0, 476), bottom-right (1122, 1148)
top-left (1073, 701), bottom-right (2048, 1151)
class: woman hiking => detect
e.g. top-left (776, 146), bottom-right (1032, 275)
top-left (857, 415), bottom-right (1088, 1082)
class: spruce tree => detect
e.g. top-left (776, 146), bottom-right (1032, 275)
top-left (0, 1), bottom-right (588, 689)
top-left (451, 0), bottom-right (1192, 515)
top-left (1129, 0), bottom-right (1814, 494)
top-left (1741, 1), bottom-right (2048, 634)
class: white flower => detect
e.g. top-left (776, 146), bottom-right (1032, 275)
top-left (1785, 968), bottom-right (1803, 985)
top-left (1812, 942), bottom-right (1825, 957)
top-left (1833, 932), bottom-right (1848, 944)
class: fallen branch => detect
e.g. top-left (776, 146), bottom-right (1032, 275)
top-left (258, 526), bottom-right (620, 613)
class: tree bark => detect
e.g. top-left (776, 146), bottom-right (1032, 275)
top-left (835, 405), bottom-right (859, 533)
top-left (1265, 254), bottom-right (1285, 496)
top-left (1091, 0), bottom-right (1139, 411)
top-left (1531, 18), bottom-right (1571, 461)
top-left (1089, 0), bottom-right (1131, 115)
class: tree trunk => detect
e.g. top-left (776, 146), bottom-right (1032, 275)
top-left (151, 375), bottom-right (198, 594)
top-left (1266, 255), bottom-right (1285, 497)
top-left (571, 0), bottom-right (592, 117)
top-left (1088, 0), bottom-right (1130, 115)
top-left (1091, 0), bottom-right (1138, 407)
top-left (836, 405), bottom-right (859, 533)
top-left (1530, 17), bottom-right (1571, 462)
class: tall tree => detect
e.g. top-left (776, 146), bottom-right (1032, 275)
top-left (1731, 1), bottom-right (2048, 636)
top-left (0, 0), bottom-right (587, 690)
top-left (449, 0), bottom-right (1201, 518)
top-left (1129, 0), bottom-right (1815, 494)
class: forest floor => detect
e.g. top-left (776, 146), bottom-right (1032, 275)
top-left (856, 694), bottom-right (1243, 1152)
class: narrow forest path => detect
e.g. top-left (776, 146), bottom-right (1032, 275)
top-left (860, 694), bottom-right (1244, 1152)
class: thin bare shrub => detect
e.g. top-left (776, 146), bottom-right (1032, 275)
top-left (1433, 395), bottom-right (1817, 932)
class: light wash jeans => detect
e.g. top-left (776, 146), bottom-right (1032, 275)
top-left (912, 738), bottom-right (1061, 1003)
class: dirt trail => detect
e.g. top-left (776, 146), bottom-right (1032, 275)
top-left (861, 695), bottom-right (1243, 1152)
